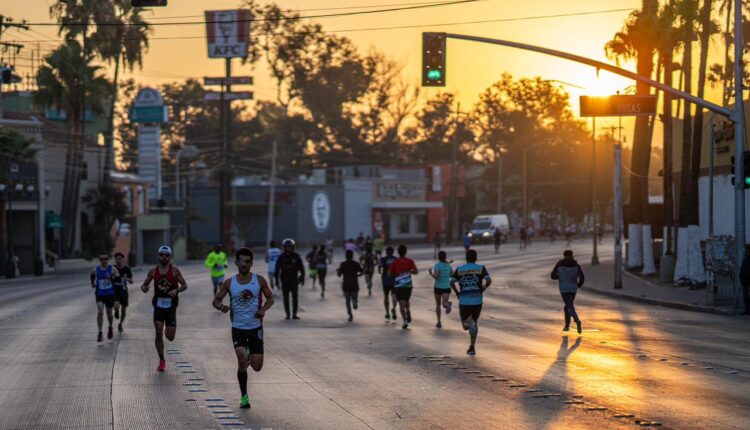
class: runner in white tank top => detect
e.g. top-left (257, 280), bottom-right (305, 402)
top-left (212, 248), bottom-right (274, 410)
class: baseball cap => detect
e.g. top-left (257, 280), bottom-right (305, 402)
top-left (157, 245), bottom-right (172, 255)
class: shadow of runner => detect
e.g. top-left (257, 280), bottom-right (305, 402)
top-left (520, 335), bottom-right (582, 429)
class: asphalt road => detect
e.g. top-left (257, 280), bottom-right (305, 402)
top-left (0, 239), bottom-right (748, 429)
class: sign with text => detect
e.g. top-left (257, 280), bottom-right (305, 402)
top-left (205, 9), bottom-right (251, 58)
top-left (204, 76), bottom-right (253, 86)
top-left (204, 91), bottom-right (253, 101)
top-left (579, 95), bottom-right (657, 117)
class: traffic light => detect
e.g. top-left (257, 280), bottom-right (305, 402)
top-left (422, 32), bottom-right (446, 87)
top-left (1, 67), bottom-right (11, 84)
top-left (132, 0), bottom-right (167, 7)
top-left (730, 150), bottom-right (750, 188)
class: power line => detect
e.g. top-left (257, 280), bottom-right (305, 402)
top-left (22, 1), bottom-right (479, 27)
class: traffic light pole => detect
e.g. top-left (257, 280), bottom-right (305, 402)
top-left (591, 117), bottom-right (599, 265)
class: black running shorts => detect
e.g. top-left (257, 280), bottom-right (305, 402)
top-left (459, 304), bottom-right (482, 321)
top-left (434, 288), bottom-right (451, 296)
top-left (96, 295), bottom-right (115, 308)
top-left (153, 307), bottom-right (177, 327)
top-left (394, 287), bottom-right (412, 302)
top-left (115, 287), bottom-right (129, 307)
top-left (232, 327), bottom-right (264, 354)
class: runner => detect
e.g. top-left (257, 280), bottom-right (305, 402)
top-left (325, 236), bottom-right (335, 262)
top-left (344, 238), bottom-right (356, 254)
top-left (429, 251), bottom-right (453, 328)
top-left (373, 235), bottom-right (384, 257)
top-left (265, 241), bottom-right (282, 293)
top-left (113, 252), bottom-right (132, 333)
top-left (337, 250), bottom-right (363, 322)
top-left (90, 253), bottom-right (120, 342)
top-left (463, 233), bottom-right (472, 251)
top-left (550, 249), bottom-right (585, 334)
top-left (360, 243), bottom-right (377, 296)
top-left (493, 228), bottom-right (502, 254)
top-left (433, 232), bottom-right (442, 259)
top-left (305, 244), bottom-right (319, 290)
top-left (140, 246), bottom-right (188, 371)
top-left (450, 249), bottom-right (492, 356)
top-left (388, 245), bottom-right (418, 329)
top-left (315, 244), bottom-right (330, 298)
top-left (378, 246), bottom-right (398, 320)
top-left (274, 239), bottom-right (305, 320)
top-left (212, 247), bottom-right (274, 410)
top-left (204, 243), bottom-right (228, 295)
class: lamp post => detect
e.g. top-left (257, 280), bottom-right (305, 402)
top-left (4, 180), bottom-right (22, 278)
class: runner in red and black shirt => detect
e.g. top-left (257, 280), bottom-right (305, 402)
top-left (140, 246), bottom-right (188, 372)
top-left (387, 245), bottom-right (419, 329)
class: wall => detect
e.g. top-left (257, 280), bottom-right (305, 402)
top-left (698, 174), bottom-right (750, 242)
top-left (343, 179), bottom-right (372, 240)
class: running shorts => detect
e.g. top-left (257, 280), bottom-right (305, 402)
top-left (459, 304), bottom-right (482, 321)
top-left (394, 287), bottom-right (412, 302)
top-left (434, 287), bottom-right (451, 296)
top-left (153, 307), bottom-right (177, 327)
top-left (114, 287), bottom-right (129, 307)
top-left (96, 295), bottom-right (115, 308)
top-left (232, 327), bottom-right (264, 354)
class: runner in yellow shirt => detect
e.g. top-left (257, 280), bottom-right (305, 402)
top-left (205, 243), bottom-right (228, 295)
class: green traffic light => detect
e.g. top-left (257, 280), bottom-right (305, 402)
top-left (744, 176), bottom-right (750, 186)
top-left (427, 69), bottom-right (442, 81)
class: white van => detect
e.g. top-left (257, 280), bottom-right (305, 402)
top-left (468, 214), bottom-right (510, 243)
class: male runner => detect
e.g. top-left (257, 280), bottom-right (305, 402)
top-left (274, 239), bottom-right (305, 320)
top-left (429, 251), bottom-right (453, 328)
top-left (265, 241), bottom-right (282, 293)
top-left (315, 244), bottom-right (329, 298)
top-left (305, 244), bottom-right (319, 290)
top-left (213, 247), bottom-right (274, 410)
top-left (91, 253), bottom-right (120, 342)
top-left (493, 228), bottom-right (502, 254)
top-left (360, 243), bottom-right (377, 296)
top-left (451, 249), bottom-right (492, 356)
top-left (205, 243), bottom-right (228, 295)
top-left (388, 245), bottom-right (418, 329)
top-left (337, 250), bottom-right (363, 322)
top-left (551, 250), bottom-right (585, 333)
top-left (373, 235), bottom-right (384, 257)
top-left (378, 246), bottom-right (398, 320)
top-left (140, 246), bottom-right (188, 371)
top-left (113, 252), bottom-right (132, 333)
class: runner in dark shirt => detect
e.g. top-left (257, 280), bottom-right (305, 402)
top-left (337, 250), bottom-right (363, 322)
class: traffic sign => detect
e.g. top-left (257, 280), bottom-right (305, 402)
top-left (204, 76), bottom-right (253, 86)
top-left (580, 95), bottom-right (657, 117)
top-left (204, 91), bottom-right (253, 101)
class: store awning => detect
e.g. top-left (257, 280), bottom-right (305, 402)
top-left (371, 201), bottom-right (442, 209)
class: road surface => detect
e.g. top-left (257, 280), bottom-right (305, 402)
top-left (1, 239), bottom-right (748, 429)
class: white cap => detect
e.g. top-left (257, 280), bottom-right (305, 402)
top-left (158, 245), bottom-right (172, 255)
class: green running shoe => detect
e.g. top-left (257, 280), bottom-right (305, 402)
top-left (240, 394), bottom-right (250, 409)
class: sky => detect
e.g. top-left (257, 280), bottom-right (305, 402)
top-left (0, 0), bottom-right (730, 148)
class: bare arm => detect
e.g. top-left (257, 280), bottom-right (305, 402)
top-left (256, 276), bottom-right (275, 318)
top-left (173, 267), bottom-right (188, 293)
top-left (212, 278), bottom-right (232, 312)
top-left (112, 267), bottom-right (120, 278)
top-left (429, 267), bottom-right (438, 280)
top-left (141, 269), bottom-right (154, 293)
top-left (90, 269), bottom-right (97, 288)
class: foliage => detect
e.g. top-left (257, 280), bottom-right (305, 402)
top-left (0, 128), bottom-right (37, 160)
top-left (82, 183), bottom-right (128, 255)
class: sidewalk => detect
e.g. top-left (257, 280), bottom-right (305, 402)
top-left (581, 260), bottom-right (744, 316)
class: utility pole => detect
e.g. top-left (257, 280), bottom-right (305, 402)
top-left (522, 149), bottom-right (527, 226)
top-left (733, 0), bottom-right (746, 308)
top-left (265, 140), bottom-right (278, 248)
top-left (496, 148), bottom-right (503, 214)
top-left (219, 58), bottom-right (233, 247)
top-left (604, 124), bottom-right (624, 288)
top-left (448, 103), bottom-right (462, 244)
top-left (591, 117), bottom-right (599, 265)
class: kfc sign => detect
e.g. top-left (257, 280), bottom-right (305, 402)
top-left (205, 9), bottom-right (251, 58)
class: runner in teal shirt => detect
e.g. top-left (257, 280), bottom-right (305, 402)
top-left (429, 251), bottom-right (453, 328)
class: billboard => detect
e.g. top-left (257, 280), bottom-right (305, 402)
top-left (205, 9), bottom-right (251, 58)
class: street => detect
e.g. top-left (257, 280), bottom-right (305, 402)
top-left (1, 239), bottom-right (749, 430)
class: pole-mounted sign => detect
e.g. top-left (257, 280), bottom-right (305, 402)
top-left (205, 9), bottom-right (251, 58)
top-left (579, 95), bottom-right (657, 117)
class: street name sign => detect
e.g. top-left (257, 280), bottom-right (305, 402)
top-left (204, 76), bottom-right (253, 86)
top-left (204, 91), bottom-right (254, 101)
top-left (205, 9), bottom-right (251, 58)
top-left (579, 95), bottom-right (657, 117)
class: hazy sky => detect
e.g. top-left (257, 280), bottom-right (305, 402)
top-left (2, 0), bottom-right (729, 147)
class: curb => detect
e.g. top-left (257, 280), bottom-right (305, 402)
top-left (583, 271), bottom-right (742, 317)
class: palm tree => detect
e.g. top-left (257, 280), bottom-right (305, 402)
top-left (0, 128), bottom-right (37, 160)
top-left (676, 0), bottom-right (697, 234)
top-left (34, 41), bottom-right (110, 255)
top-left (605, 0), bottom-right (660, 272)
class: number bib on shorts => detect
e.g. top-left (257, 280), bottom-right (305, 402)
top-left (156, 297), bottom-right (172, 309)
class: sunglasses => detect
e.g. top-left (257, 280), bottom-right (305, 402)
top-left (99, 258), bottom-right (109, 261)
top-left (158, 253), bottom-right (171, 258)
top-left (237, 258), bottom-right (253, 265)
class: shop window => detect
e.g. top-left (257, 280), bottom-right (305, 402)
top-left (415, 214), bottom-right (427, 233)
top-left (397, 214), bottom-right (410, 234)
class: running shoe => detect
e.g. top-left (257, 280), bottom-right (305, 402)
top-left (562, 325), bottom-right (570, 332)
top-left (391, 309), bottom-right (397, 320)
top-left (285, 316), bottom-right (290, 320)
top-left (406, 311), bottom-right (412, 323)
top-left (576, 320), bottom-right (582, 334)
top-left (321, 292), bottom-right (325, 298)
top-left (107, 326), bottom-right (114, 339)
top-left (436, 322), bottom-right (442, 329)
top-left (445, 301), bottom-right (452, 315)
top-left (468, 320), bottom-right (477, 337)
top-left (384, 312), bottom-right (390, 320)
top-left (347, 315), bottom-right (353, 322)
top-left (293, 315), bottom-right (301, 320)
top-left (368, 289), bottom-right (372, 297)
top-left (97, 332), bottom-right (103, 342)
top-left (402, 322), bottom-right (408, 330)
top-left (118, 323), bottom-right (123, 333)
top-left (114, 309), bottom-right (119, 319)
top-left (157, 360), bottom-right (166, 372)
top-left (240, 394), bottom-right (250, 409)
top-left (467, 346), bottom-right (476, 356)
top-left (353, 301), bottom-right (358, 310)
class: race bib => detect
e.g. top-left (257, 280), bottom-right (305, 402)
top-left (316, 263), bottom-right (326, 269)
top-left (156, 297), bottom-right (172, 309)
top-left (394, 273), bottom-right (412, 288)
top-left (98, 280), bottom-right (113, 290)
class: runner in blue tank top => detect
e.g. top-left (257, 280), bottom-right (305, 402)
top-left (213, 247), bottom-right (275, 410)
top-left (90, 253), bottom-right (121, 343)
top-left (451, 249), bottom-right (492, 356)
top-left (429, 251), bottom-right (453, 328)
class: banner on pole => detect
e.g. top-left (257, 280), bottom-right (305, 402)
top-left (205, 9), bottom-right (251, 58)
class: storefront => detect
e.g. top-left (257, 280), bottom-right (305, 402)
top-left (371, 180), bottom-right (441, 241)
